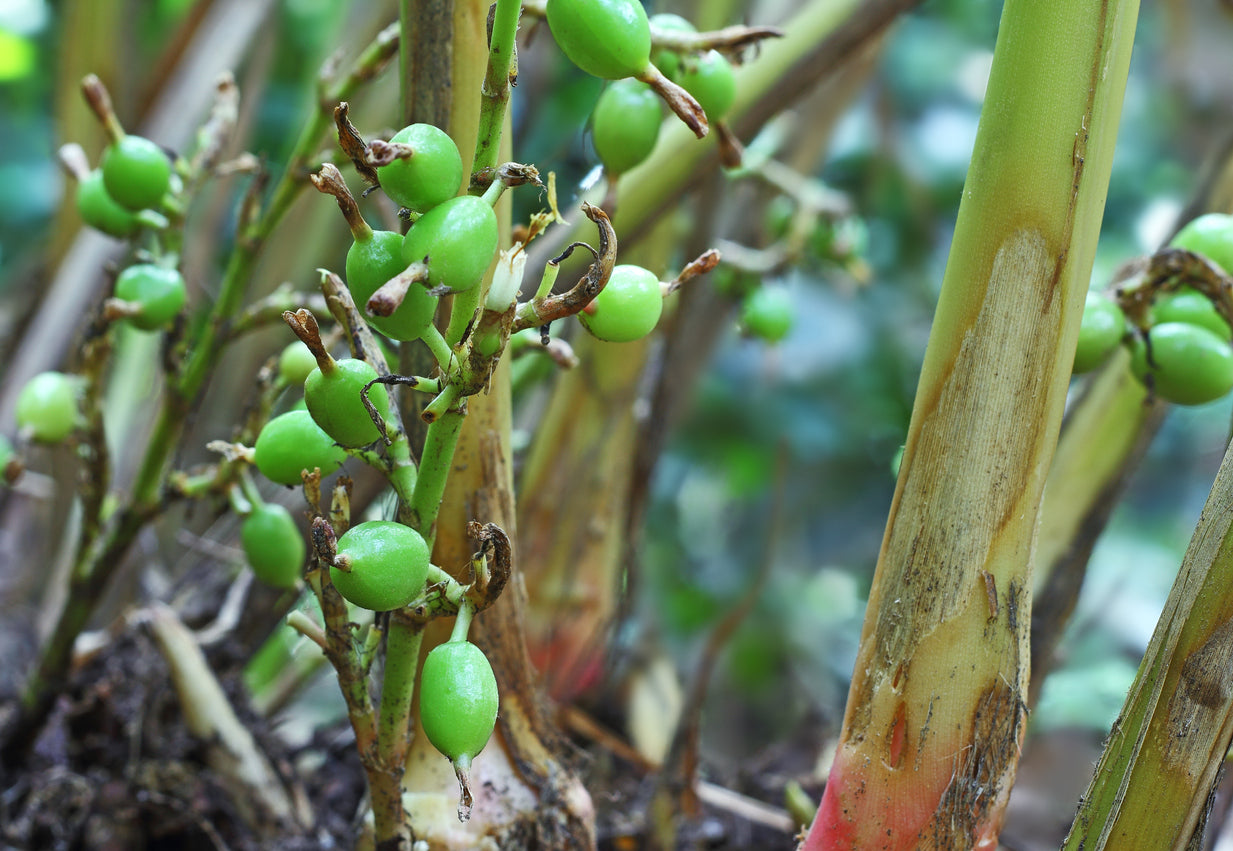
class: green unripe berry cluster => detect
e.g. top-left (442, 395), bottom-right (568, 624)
top-left (419, 640), bottom-right (500, 770)
top-left (254, 410), bottom-right (348, 486)
top-left (114, 264), bottom-right (187, 331)
top-left (241, 503), bottom-right (305, 589)
top-left (1074, 214), bottom-right (1233, 406)
top-left (16, 372), bottom-right (79, 443)
top-left (304, 358), bottom-right (390, 448)
top-left (591, 79), bottom-right (662, 177)
top-left (376, 124), bottom-right (463, 215)
top-left (546, 0), bottom-right (652, 80)
top-left (102, 135), bottom-right (172, 212)
top-left (579, 265), bottom-right (664, 343)
top-left (401, 195), bottom-right (500, 294)
top-left (329, 520), bottom-right (430, 611)
top-left (741, 286), bottom-right (794, 343)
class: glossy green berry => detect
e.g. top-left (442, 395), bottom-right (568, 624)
top-left (648, 13), bottom-right (696, 81)
top-left (101, 135), bottom-right (171, 211)
top-left (741, 286), bottom-right (794, 343)
top-left (330, 520), bottom-right (430, 611)
top-left (376, 124), bottom-right (463, 214)
top-left (76, 169), bottom-right (138, 237)
top-left (1073, 291), bottom-right (1127, 373)
top-left (16, 371), bottom-right (78, 443)
top-left (304, 358), bottom-right (390, 447)
top-left (241, 503), bottom-right (305, 589)
top-left (419, 640), bottom-right (499, 769)
top-left (1130, 322), bottom-right (1233, 406)
top-left (1152, 287), bottom-right (1231, 341)
top-left (253, 410), bottom-right (348, 485)
top-left (592, 79), bottom-right (662, 176)
top-left (546, 0), bottom-right (652, 80)
top-left (401, 195), bottom-right (499, 293)
top-left (278, 342), bottom-right (318, 387)
top-left (347, 230), bottom-right (437, 341)
top-left (114, 263), bottom-right (186, 330)
top-left (1170, 213), bottom-right (1233, 276)
top-left (579, 264), bottom-right (663, 342)
top-left (678, 50), bottom-right (736, 122)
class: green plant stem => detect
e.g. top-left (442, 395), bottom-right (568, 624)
top-left (421, 323), bottom-right (454, 371)
top-left (472, 0), bottom-right (520, 178)
top-left (445, 285), bottom-right (483, 347)
top-left (408, 409), bottom-right (466, 549)
top-left (804, 0), bottom-right (1139, 847)
top-left (1061, 438), bottom-right (1233, 849)
top-left (450, 598), bottom-right (475, 643)
top-left (385, 433), bottom-right (419, 505)
top-left (376, 614), bottom-right (424, 771)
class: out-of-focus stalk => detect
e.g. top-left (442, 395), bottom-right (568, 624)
top-left (803, 1), bottom-right (1139, 848)
top-left (1061, 372), bottom-right (1233, 849)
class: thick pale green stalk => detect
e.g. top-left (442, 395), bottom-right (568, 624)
top-left (1061, 399), bottom-right (1233, 849)
top-left (803, 2), bottom-right (1139, 849)
top-left (1030, 350), bottom-right (1163, 706)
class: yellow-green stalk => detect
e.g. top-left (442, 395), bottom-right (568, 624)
top-left (1061, 382), bottom-right (1233, 850)
top-left (803, 1), bottom-right (1139, 848)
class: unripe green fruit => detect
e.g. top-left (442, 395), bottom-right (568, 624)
top-left (304, 359), bottom-right (390, 448)
top-left (1130, 322), bottom-right (1233, 406)
top-left (678, 50), bottom-right (736, 121)
top-left (1170, 213), bottom-right (1233, 276)
top-left (241, 503), bottom-right (305, 589)
top-left (278, 342), bottom-right (318, 386)
top-left (253, 410), bottom-right (348, 485)
top-left (330, 520), bottom-right (430, 611)
top-left (401, 195), bottom-right (499, 293)
top-left (347, 230), bottom-right (437, 341)
top-left (419, 640), bottom-right (499, 768)
top-left (101, 135), bottom-right (172, 211)
top-left (16, 371), bottom-right (78, 443)
top-left (114, 264), bottom-right (187, 330)
top-left (77, 169), bottom-right (138, 237)
top-left (376, 124), bottom-right (463, 214)
top-left (764, 196), bottom-right (795, 241)
top-left (546, 0), bottom-right (652, 80)
top-left (648, 13), bottom-right (696, 81)
top-left (579, 264), bottom-right (663, 342)
top-left (741, 286), bottom-right (794, 343)
top-left (1073, 291), bottom-right (1127, 373)
top-left (592, 79), bottom-right (662, 176)
top-left (1152, 287), bottom-right (1232, 341)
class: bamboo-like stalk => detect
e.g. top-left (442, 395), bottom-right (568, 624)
top-left (1061, 432), bottom-right (1233, 848)
top-left (1029, 350), bottom-right (1164, 707)
top-left (802, 1), bottom-right (1139, 848)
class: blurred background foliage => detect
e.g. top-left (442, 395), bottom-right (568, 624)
top-left (2, 0), bottom-right (1233, 831)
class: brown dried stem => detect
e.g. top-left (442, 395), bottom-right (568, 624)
top-left (512, 203), bottom-right (617, 332)
top-left (310, 162), bottom-right (371, 241)
top-left (334, 102), bottom-right (379, 185)
top-left (367, 263), bottom-right (431, 317)
top-left (639, 63), bottom-right (708, 139)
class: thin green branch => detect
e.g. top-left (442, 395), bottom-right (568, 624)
top-left (473, 0), bottom-right (521, 179)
